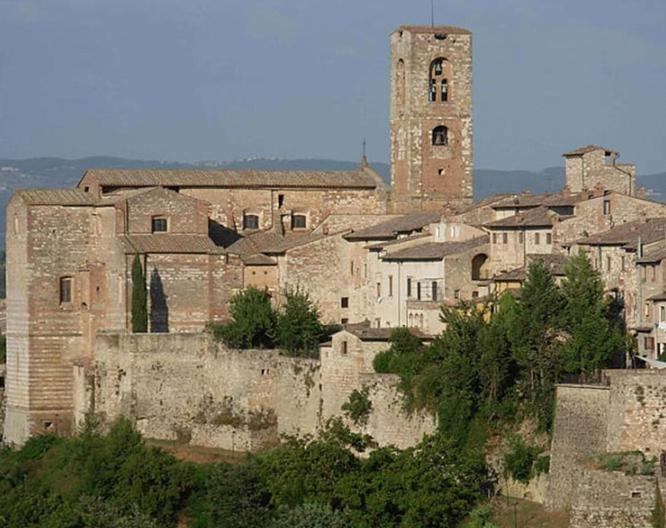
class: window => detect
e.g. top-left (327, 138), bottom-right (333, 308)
top-left (407, 277), bottom-right (412, 297)
top-left (519, 232), bottom-right (524, 244)
top-left (278, 194), bottom-right (285, 208)
top-left (83, 186), bottom-right (90, 192)
top-left (374, 318), bottom-right (381, 328)
top-left (376, 282), bottom-right (382, 298)
top-left (660, 306), bottom-right (665, 322)
top-left (243, 214), bottom-right (259, 230)
top-left (396, 59), bottom-right (406, 106)
top-left (341, 340), bottom-right (348, 355)
top-left (431, 281), bottom-right (438, 301)
top-left (645, 337), bottom-right (655, 351)
top-left (621, 256), bottom-right (626, 271)
top-left (454, 289), bottom-right (460, 299)
top-left (59, 277), bottom-right (72, 304)
top-left (350, 261), bottom-right (354, 276)
top-left (502, 232), bottom-right (508, 244)
top-left (341, 318), bottom-right (348, 325)
top-left (438, 168), bottom-right (445, 176)
top-left (534, 233), bottom-right (540, 245)
top-left (151, 217), bottom-right (168, 233)
top-left (493, 233), bottom-right (498, 244)
top-left (652, 265), bottom-right (657, 282)
top-left (292, 214), bottom-right (307, 229)
top-left (603, 200), bottom-right (611, 215)
top-left (606, 256), bottom-right (611, 271)
top-left (341, 297), bottom-right (349, 308)
top-left (546, 233), bottom-right (552, 245)
top-left (429, 58), bottom-right (449, 102)
top-left (472, 290), bottom-right (479, 298)
top-left (645, 302), bottom-right (651, 318)
top-left (388, 275), bottom-right (394, 297)
top-left (417, 282), bottom-right (422, 300)
top-left (432, 125), bottom-right (448, 146)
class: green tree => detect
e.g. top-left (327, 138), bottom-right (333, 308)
top-left (509, 260), bottom-right (563, 429)
top-left (560, 251), bottom-right (625, 377)
top-left (269, 502), bottom-right (352, 528)
top-left (274, 287), bottom-right (325, 358)
top-left (131, 254), bottom-right (148, 333)
top-left (210, 287), bottom-right (276, 348)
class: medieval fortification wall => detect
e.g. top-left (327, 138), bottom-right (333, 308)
top-left (76, 332), bottom-right (435, 451)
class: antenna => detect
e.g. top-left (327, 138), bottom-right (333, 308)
top-left (431, 0), bottom-right (434, 27)
top-left (362, 137), bottom-right (367, 158)
top-left (360, 138), bottom-right (368, 169)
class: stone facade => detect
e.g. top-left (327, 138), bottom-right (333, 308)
top-left (390, 26), bottom-right (473, 211)
top-left (564, 146), bottom-right (636, 196)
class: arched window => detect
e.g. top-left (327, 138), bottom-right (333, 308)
top-left (396, 59), bottom-right (405, 106)
top-left (429, 58), bottom-right (450, 102)
top-left (471, 253), bottom-right (489, 281)
top-left (432, 126), bottom-right (448, 146)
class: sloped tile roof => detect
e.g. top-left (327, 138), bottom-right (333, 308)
top-left (81, 168), bottom-right (379, 190)
top-left (485, 206), bottom-right (569, 228)
top-left (382, 236), bottom-right (488, 261)
top-left (562, 145), bottom-right (616, 157)
top-left (493, 253), bottom-right (568, 282)
top-left (15, 189), bottom-right (97, 206)
top-left (122, 234), bottom-right (223, 254)
top-left (575, 218), bottom-right (666, 249)
top-left (365, 232), bottom-right (431, 250)
top-left (342, 321), bottom-right (433, 341)
top-left (344, 212), bottom-right (440, 241)
top-left (491, 192), bottom-right (584, 210)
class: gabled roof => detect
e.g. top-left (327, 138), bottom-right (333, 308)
top-left (344, 212), bottom-right (440, 241)
top-left (381, 236), bottom-right (488, 261)
top-left (14, 189), bottom-right (97, 206)
top-left (365, 232), bottom-right (431, 250)
top-left (226, 229), bottom-right (333, 256)
top-left (491, 192), bottom-right (584, 210)
top-left (80, 168), bottom-right (380, 190)
top-left (575, 218), bottom-right (666, 249)
top-left (485, 206), bottom-right (568, 228)
top-left (562, 145), bottom-right (617, 157)
top-left (122, 234), bottom-right (223, 254)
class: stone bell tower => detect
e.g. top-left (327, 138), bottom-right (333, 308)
top-left (390, 25), bottom-right (473, 212)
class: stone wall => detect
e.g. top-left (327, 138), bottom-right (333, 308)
top-left (569, 470), bottom-right (656, 528)
top-left (87, 331), bottom-right (435, 452)
top-left (547, 384), bottom-right (611, 510)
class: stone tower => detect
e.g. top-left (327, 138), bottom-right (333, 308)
top-left (390, 25), bottom-right (473, 211)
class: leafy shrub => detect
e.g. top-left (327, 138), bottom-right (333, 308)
top-left (341, 387), bottom-right (372, 426)
top-left (533, 455), bottom-right (550, 476)
top-left (503, 436), bottom-right (540, 484)
top-left (269, 502), bottom-right (352, 528)
top-left (274, 287), bottom-right (327, 358)
top-left (463, 504), bottom-right (499, 528)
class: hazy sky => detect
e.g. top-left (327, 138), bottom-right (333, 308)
top-left (1, 0), bottom-right (666, 172)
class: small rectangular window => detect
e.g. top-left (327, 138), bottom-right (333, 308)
top-left (243, 214), bottom-right (259, 230)
top-left (603, 200), bottom-right (611, 215)
top-left (502, 232), bottom-right (508, 244)
top-left (645, 337), bottom-right (655, 351)
top-left (341, 297), bottom-right (349, 308)
top-left (660, 306), bottom-right (665, 322)
top-left (292, 214), bottom-right (307, 229)
top-left (388, 275), bottom-right (393, 297)
top-left (417, 282), bottom-right (422, 300)
top-left (621, 256), bottom-right (626, 271)
top-left (278, 194), bottom-right (285, 208)
top-left (341, 341), bottom-right (348, 355)
top-left (607, 256), bottom-right (611, 272)
top-left (652, 265), bottom-right (657, 282)
top-left (493, 233), bottom-right (498, 244)
top-left (151, 217), bottom-right (168, 233)
top-left (376, 282), bottom-right (381, 298)
top-left (534, 233), bottom-right (540, 245)
top-left (472, 290), bottom-right (479, 298)
top-left (407, 277), bottom-right (412, 297)
top-left (59, 277), bottom-right (72, 304)
top-left (546, 233), bottom-right (552, 245)
top-left (519, 232), bottom-right (524, 244)
top-left (431, 281), bottom-right (438, 301)
top-left (341, 318), bottom-right (348, 325)
top-left (454, 289), bottom-right (460, 300)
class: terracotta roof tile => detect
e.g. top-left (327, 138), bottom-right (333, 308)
top-left (485, 206), bottom-right (569, 228)
top-left (382, 236), bottom-right (488, 261)
top-left (123, 234), bottom-right (223, 254)
top-left (575, 218), bottom-right (666, 249)
top-left (81, 168), bottom-right (379, 190)
top-left (562, 145), bottom-right (616, 157)
top-left (344, 212), bottom-right (440, 241)
top-left (15, 189), bottom-right (97, 206)
top-left (342, 321), bottom-right (433, 341)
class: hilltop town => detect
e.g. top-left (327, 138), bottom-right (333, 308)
top-left (2, 24), bottom-right (666, 527)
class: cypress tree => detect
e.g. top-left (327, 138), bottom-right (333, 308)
top-left (131, 254), bottom-right (148, 332)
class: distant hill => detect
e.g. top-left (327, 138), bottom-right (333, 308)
top-left (0, 156), bottom-right (663, 248)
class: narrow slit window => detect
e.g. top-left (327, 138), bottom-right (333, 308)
top-left (59, 277), bottom-right (72, 304)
